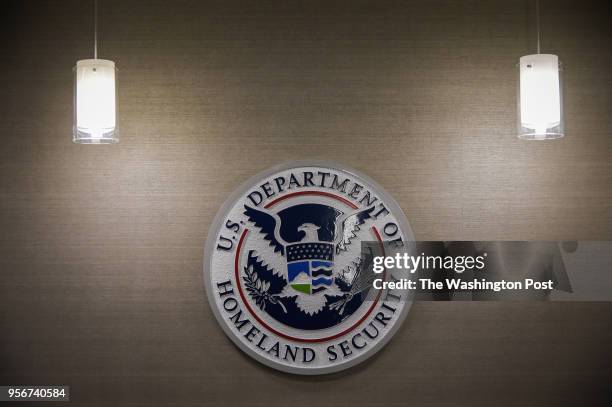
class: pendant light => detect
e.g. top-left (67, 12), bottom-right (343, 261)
top-left (517, 0), bottom-right (564, 140)
top-left (73, 0), bottom-right (119, 144)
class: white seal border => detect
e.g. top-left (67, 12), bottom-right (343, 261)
top-left (203, 160), bottom-right (415, 375)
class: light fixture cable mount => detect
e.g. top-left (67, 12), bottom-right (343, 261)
top-left (536, 0), bottom-right (541, 54)
top-left (94, 0), bottom-right (98, 59)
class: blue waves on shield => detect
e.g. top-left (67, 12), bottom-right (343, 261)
top-left (286, 243), bottom-right (334, 295)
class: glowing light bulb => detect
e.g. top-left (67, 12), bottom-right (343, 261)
top-left (73, 59), bottom-right (119, 144)
top-left (517, 54), bottom-right (564, 140)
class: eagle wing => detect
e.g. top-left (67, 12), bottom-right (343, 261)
top-left (335, 206), bottom-right (375, 254)
top-left (243, 205), bottom-right (285, 256)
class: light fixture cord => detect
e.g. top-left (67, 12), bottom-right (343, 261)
top-left (536, 0), bottom-right (541, 54)
top-left (94, 0), bottom-right (98, 59)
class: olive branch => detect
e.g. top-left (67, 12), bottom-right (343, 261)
top-left (243, 264), bottom-right (287, 313)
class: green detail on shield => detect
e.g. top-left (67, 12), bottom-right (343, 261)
top-left (291, 283), bottom-right (311, 295)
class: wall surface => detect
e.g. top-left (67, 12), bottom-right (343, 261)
top-left (1, 0), bottom-right (611, 406)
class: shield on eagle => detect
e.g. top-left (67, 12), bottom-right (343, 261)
top-left (286, 242), bottom-right (334, 295)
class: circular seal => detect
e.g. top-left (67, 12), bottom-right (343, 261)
top-left (204, 161), bottom-right (413, 374)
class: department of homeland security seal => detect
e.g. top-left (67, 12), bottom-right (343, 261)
top-left (203, 161), bottom-right (413, 374)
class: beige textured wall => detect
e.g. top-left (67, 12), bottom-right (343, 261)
top-left (1, 1), bottom-right (611, 405)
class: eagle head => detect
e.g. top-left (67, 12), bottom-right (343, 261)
top-left (297, 223), bottom-right (321, 242)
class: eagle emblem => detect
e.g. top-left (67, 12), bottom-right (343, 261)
top-left (242, 203), bottom-right (377, 328)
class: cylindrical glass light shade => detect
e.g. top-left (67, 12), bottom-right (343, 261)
top-left (73, 59), bottom-right (119, 144)
top-left (517, 54), bottom-right (564, 139)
